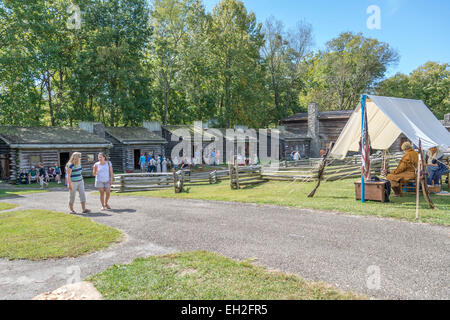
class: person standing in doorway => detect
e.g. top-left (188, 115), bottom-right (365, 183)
top-left (93, 152), bottom-right (114, 211)
top-left (66, 152), bottom-right (90, 214)
top-left (211, 149), bottom-right (216, 166)
top-left (139, 153), bottom-right (147, 173)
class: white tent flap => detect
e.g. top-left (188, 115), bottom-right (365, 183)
top-left (331, 95), bottom-right (450, 159)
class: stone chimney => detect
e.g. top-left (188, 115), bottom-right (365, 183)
top-left (79, 122), bottom-right (105, 138)
top-left (307, 102), bottom-right (321, 158)
top-left (143, 121), bottom-right (162, 135)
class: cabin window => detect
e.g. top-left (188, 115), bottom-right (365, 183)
top-left (87, 153), bottom-right (95, 163)
top-left (29, 155), bottom-right (41, 167)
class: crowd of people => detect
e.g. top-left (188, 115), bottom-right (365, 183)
top-left (18, 162), bottom-right (62, 188)
top-left (136, 149), bottom-right (260, 172)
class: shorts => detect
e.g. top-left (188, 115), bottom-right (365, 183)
top-left (95, 180), bottom-right (111, 189)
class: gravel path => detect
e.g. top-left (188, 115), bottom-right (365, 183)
top-left (0, 190), bottom-right (449, 300)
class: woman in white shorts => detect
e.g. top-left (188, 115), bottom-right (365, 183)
top-left (93, 152), bottom-right (114, 211)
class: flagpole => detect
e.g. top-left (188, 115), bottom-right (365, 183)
top-left (361, 94), bottom-right (367, 203)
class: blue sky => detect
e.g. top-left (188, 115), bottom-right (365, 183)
top-left (203, 0), bottom-right (450, 77)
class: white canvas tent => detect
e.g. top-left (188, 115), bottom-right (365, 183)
top-left (330, 95), bottom-right (450, 159)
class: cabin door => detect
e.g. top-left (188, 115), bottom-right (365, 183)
top-left (134, 149), bottom-right (141, 170)
top-left (59, 152), bottom-right (70, 176)
top-left (0, 154), bottom-right (10, 180)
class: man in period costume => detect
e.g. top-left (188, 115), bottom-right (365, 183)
top-left (387, 142), bottom-right (419, 196)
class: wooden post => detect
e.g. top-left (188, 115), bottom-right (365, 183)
top-left (229, 162), bottom-right (234, 189)
top-left (173, 171), bottom-right (178, 193)
top-left (235, 157), bottom-right (240, 190)
top-left (416, 154), bottom-right (421, 220)
top-left (119, 175), bottom-right (125, 193)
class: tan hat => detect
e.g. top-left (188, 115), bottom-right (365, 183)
top-left (401, 142), bottom-right (412, 151)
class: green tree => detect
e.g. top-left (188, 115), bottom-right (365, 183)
top-left (0, 0), bottom-right (76, 126)
top-left (207, 0), bottom-right (268, 127)
top-left (75, 0), bottom-right (152, 126)
top-left (300, 32), bottom-right (399, 111)
top-left (376, 62), bottom-right (449, 119)
top-left (148, 0), bottom-right (201, 125)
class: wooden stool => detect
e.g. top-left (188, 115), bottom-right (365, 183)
top-left (400, 179), bottom-right (417, 195)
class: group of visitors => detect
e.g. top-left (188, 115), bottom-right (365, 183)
top-left (18, 163), bottom-right (62, 188)
top-left (139, 153), bottom-right (172, 173)
top-left (386, 142), bottom-right (448, 196)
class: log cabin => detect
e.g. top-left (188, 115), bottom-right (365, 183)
top-left (280, 102), bottom-right (407, 157)
top-left (79, 122), bottom-right (167, 172)
top-left (163, 123), bottom-right (216, 161)
top-left (0, 126), bottom-right (112, 182)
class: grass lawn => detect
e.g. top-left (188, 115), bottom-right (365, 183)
top-left (0, 209), bottom-right (122, 260)
top-left (114, 180), bottom-right (450, 226)
top-left (0, 202), bottom-right (18, 211)
top-left (89, 251), bottom-right (363, 300)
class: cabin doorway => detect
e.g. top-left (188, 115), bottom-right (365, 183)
top-left (0, 154), bottom-right (10, 180)
top-left (59, 152), bottom-right (70, 176)
top-left (134, 149), bottom-right (141, 170)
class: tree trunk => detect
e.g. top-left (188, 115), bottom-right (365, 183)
top-left (164, 86), bottom-right (169, 126)
top-left (46, 70), bottom-right (55, 126)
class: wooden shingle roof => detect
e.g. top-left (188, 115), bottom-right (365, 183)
top-left (0, 126), bottom-right (112, 148)
top-left (105, 127), bottom-right (166, 145)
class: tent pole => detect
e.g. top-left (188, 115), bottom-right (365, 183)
top-left (416, 152), bottom-right (421, 220)
top-left (361, 94), bottom-right (367, 203)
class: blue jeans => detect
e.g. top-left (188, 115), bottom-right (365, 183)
top-left (427, 163), bottom-right (447, 185)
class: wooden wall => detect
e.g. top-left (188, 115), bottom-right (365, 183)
top-left (13, 148), bottom-right (109, 180)
top-left (122, 144), bottom-right (164, 172)
top-left (284, 122), bottom-right (308, 135)
top-left (282, 140), bottom-right (311, 160)
top-left (105, 132), bottom-right (164, 172)
top-left (283, 118), bottom-right (350, 152)
top-left (105, 134), bottom-right (125, 172)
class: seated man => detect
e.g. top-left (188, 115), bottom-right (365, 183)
top-left (28, 166), bottom-right (38, 184)
top-left (18, 169), bottom-right (29, 184)
top-left (47, 166), bottom-right (56, 182)
top-left (54, 163), bottom-right (62, 184)
top-left (387, 142), bottom-right (418, 196)
top-left (426, 146), bottom-right (448, 186)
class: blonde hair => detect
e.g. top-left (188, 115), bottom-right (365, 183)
top-left (67, 152), bottom-right (82, 167)
top-left (401, 142), bottom-right (412, 151)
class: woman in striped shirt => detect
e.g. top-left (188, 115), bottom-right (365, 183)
top-left (66, 152), bottom-right (90, 214)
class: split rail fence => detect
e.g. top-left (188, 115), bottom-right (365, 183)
top-left (112, 153), bottom-right (404, 192)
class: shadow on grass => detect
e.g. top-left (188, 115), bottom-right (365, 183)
top-left (239, 181), bottom-right (268, 190)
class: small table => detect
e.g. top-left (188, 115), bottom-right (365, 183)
top-left (354, 181), bottom-right (388, 203)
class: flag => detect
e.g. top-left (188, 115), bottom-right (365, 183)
top-left (361, 104), bottom-right (371, 180)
